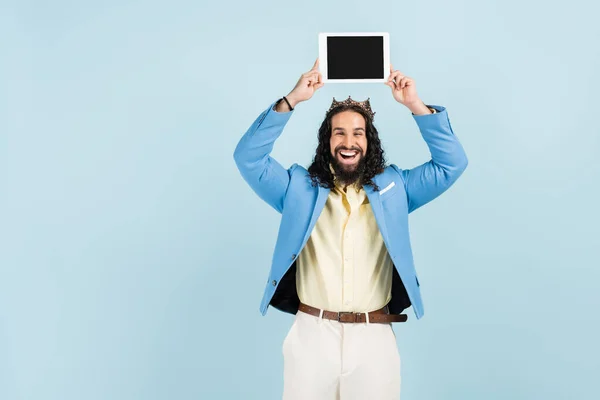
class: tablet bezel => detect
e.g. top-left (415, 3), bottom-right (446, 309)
top-left (318, 32), bottom-right (390, 83)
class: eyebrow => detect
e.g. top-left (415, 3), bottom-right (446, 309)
top-left (333, 127), bottom-right (365, 132)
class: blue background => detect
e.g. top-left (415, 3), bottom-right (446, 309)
top-left (2, 0), bottom-right (599, 399)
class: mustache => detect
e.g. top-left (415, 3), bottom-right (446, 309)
top-left (336, 146), bottom-right (363, 153)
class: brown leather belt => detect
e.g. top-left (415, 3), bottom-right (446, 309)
top-left (298, 302), bottom-right (408, 324)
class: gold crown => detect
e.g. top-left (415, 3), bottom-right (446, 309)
top-left (327, 96), bottom-right (375, 119)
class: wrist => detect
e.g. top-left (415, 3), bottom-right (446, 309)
top-left (275, 96), bottom-right (296, 113)
top-left (285, 93), bottom-right (301, 109)
top-left (405, 100), bottom-right (430, 115)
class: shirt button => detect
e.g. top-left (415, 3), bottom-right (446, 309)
top-left (291, 254), bottom-right (297, 260)
top-left (272, 280), bottom-right (277, 286)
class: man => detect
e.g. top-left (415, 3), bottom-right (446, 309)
top-left (233, 58), bottom-right (468, 399)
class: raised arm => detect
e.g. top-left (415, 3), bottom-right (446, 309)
top-left (233, 59), bottom-right (324, 213)
top-left (385, 65), bottom-right (468, 213)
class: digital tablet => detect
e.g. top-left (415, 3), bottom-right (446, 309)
top-left (318, 32), bottom-right (390, 83)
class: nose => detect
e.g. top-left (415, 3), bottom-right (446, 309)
top-left (342, 136), bottom-right (355, 149)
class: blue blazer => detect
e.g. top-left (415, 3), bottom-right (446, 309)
top-left (234, 101), bottom-right (468, 320)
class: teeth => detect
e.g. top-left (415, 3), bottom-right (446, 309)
top-left (340, 151), bottom-right (357, 156)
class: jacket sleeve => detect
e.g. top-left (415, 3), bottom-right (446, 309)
top-left (233, 101), bottom-right (298, 213)
top-left (391, 105), bottom-right (468, 214)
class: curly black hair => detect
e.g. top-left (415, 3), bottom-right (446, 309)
top-left (307, 104), bottom-right (387, 191)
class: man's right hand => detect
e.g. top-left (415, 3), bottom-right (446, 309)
top-left (277, 58), bottom-right (324, 112)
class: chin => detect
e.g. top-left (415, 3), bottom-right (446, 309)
top-left (340, 163), bottom-right (359, 172)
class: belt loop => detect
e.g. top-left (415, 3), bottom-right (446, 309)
top-left (318, 308), bottom-right (324, 324)
top-left (366, 312), bottom-right (370, 324)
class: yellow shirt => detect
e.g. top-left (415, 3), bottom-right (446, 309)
top-left (296, 175), bottom-right (394, 313)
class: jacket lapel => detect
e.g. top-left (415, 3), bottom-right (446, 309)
top-left (364, 177), bottom-right (390, 247)
top-left (300, 185), bottom-right (330, 248)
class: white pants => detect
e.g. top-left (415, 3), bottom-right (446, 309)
top-left (282, 310), bottom-right (401, 400)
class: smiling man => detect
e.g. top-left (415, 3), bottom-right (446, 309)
top-left (328, 103), bottom-right (369, 185)
top-left (233, 59), bottom-right (468, 399)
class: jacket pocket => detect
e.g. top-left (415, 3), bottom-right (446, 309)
top-left (379, 182), bottom-right (399, 202)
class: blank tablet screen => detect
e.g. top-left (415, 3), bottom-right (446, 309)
top-left (327, 36), bottom-right (384, 79)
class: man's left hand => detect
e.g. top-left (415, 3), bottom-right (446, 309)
top-left (385, 64), bottom-right (431, 115)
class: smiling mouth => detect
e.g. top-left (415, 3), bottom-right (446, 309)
top-left (338, 150), bottom-right (359, 163)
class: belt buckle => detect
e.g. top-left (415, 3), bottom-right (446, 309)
top-left (337, 311), bottom-right (356, 323)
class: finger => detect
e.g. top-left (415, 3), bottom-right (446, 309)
top-left (307, 72), bottom-right (320, 86)
top-left (314, 82), bottom-right (324, 90)
top-left (389, 64), bottom-right (406, 76)
top-left (389, 71), bottom-right (403, 83)
top-left (303, 71), bottom-right (316, 82)
top-left (400, 77), bottom-right (412, 89)
top-left (392, 70), bottom-right (406, 81)
top-left (388, 70), bottom-right (401, 79)
top-left (311, 58), bottom-right (319, 71)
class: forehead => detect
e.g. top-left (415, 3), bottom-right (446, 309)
top-left (331, 110), bottom-right (366, 128)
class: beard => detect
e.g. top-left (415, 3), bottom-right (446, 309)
top-left (331, 149), bottom-right (367, 186)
